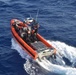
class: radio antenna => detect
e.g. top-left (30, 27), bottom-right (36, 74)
top-left (29, 13), bottom-right (32, 18)
top-left (36, 9), bottom-right (39, 21)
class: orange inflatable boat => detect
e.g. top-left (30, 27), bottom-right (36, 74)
top-left (11, 18), bottom-right (56, 60)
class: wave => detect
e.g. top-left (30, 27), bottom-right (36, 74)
top-left (11, 38), bottom-right (76, 75)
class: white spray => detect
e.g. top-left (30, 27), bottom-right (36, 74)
top-left (11, 38), bottom-right (76, 75)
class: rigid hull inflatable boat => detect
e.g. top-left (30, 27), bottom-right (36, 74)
top-left (11, 18), bottom-right (57, 70)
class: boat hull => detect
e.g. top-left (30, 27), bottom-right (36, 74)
top-left (11, 19), bottom-right (56, 60)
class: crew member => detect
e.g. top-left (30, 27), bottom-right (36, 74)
top-left (31, 20), bottom-right (39, 42)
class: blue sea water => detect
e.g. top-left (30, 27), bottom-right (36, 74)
top-left (0, 0), bottom-right (76, 75)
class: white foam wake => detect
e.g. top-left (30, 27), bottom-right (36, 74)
top-left (11, 38), bottom-right (76, 75)
top-left (48, 41), bottom-right (76, 66)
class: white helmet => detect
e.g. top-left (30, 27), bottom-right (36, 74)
top-left (25, 18), bottom-right (33, 23)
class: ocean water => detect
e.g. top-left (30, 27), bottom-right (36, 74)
top-left (0, 0), bottom-right (76, 75)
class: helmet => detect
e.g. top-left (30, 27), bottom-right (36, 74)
top-left (25, 18), bottom-right (33, 23)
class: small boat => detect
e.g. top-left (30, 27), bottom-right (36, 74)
top-left (11, 18), bottom-right (57, 70)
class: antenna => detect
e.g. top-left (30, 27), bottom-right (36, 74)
top-left (36, 9), bottom-right (39, 21)
top-left (29, 13), bottom-right (32, 18)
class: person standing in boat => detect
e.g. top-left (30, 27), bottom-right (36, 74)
top-left (31, 19), bottom-right (39, 41)
top-left (23, 18), bottom-right (39, 42)
top-left (25, 18), bottom-right (39, 41)
top-left (23, 18), bottom-right (33, 42)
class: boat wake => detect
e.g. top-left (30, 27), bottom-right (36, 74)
top-left (11, 38), bottom-right (76, 75)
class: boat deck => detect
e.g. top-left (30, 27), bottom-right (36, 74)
top-left (31, 41), bottom-right (48, 52)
